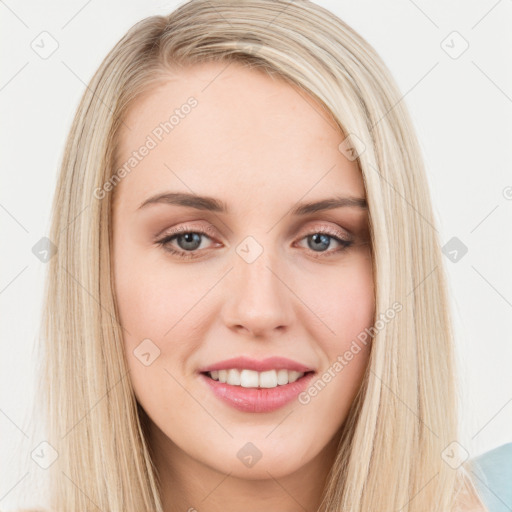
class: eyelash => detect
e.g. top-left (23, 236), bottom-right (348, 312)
top-left (155, 226), bottom-right (354, 260)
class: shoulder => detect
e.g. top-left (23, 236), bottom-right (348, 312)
top-left (468, 442), bottom-right (512, 512)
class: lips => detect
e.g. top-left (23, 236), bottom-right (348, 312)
top-left (197, 356), bottom-right (317, 413)
top-left (197, 356), bottom-right (315, 374)
top-left (200, 371), bottom-right (316, 413)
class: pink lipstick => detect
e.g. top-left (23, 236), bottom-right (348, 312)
top-left (198, 356), bottom-right (316, 413)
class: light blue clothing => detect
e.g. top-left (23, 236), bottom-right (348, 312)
top-left (469, 442), bottom-right (512, 512)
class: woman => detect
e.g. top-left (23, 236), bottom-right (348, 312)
top-left (25, 0), bottom-right (509, 511)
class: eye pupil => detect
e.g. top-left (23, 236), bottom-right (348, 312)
top-left (308, 233), bottom-right (331, 251)
top-left (178, 232), bottom-right (202, 250)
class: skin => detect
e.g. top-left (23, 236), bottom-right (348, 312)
top-left (112, 61), bottom-right (375, 512)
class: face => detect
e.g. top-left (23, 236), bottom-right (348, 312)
top-left (112, 61), bottom-right (375, 482)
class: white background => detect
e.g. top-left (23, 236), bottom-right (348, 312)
top-left (1, 0), bottom-right (511, 509)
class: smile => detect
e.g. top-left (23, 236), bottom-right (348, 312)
top-left (200, 370), bottom-right (316, 413)
top-left (205, 368), bottom-right (306, 388)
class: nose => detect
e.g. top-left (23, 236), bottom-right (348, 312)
top-left (220, 244), bottom-right (294, 338)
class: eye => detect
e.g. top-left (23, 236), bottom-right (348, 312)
top-left (155, 226), bottom-right (354, 260)
top-left (294, 228), bottom-right (353, 258)
top-left (156, 228), bottom-right (217, 260)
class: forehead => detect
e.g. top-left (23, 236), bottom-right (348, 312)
top-left (113, 61), bottom-right (365, 212)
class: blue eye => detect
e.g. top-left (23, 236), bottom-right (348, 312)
top-left (302, 232), bottom-right (351, 253)
top-left (156, 228), bottom-right (353, 260)
top-left (156, 230), bottom-right (213, 259)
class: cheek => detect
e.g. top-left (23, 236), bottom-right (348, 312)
top-left (113, 229), bottom-right (188, 337)
top-left (297, 257), bottom-right (374, 422)
top-left (112, 235), bottom-right (208, 398)
top-left (113, 253), bottom-right (196, 416)
top-left (305, 253), bottom-right (375, 346)
top-left (115, 268), bottom-right (212, 349)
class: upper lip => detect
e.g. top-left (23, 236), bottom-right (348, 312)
top-left (198, 356), bottom-right (315, 374)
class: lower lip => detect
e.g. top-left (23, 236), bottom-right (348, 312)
top-left (199, 372), bottom-right (316, 413)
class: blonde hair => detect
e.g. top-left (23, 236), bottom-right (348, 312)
top-left (29, 0), bottom-right (487, 510)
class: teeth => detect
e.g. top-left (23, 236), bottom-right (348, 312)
top-left (240, 369), bottom-right (259, 388)
top-left (276, 369), bottom-right (289, 385)
top-left (259, 370), bottom-right (277, 388)
top-left (227, 368), bottom-right (241, 385)
top-left (207, 369), bottom-right (306, 388)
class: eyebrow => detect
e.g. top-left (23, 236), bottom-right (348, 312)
top-left (137, 192), bottom-right (368, 215)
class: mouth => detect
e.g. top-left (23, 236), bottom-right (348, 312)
top-left (200, 368), bottom-right (316, 389)
top-left (199, 369), bottom-right (316, 413)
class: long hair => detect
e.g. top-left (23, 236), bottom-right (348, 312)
top-left (32, 0), bottom-right (487, 510)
